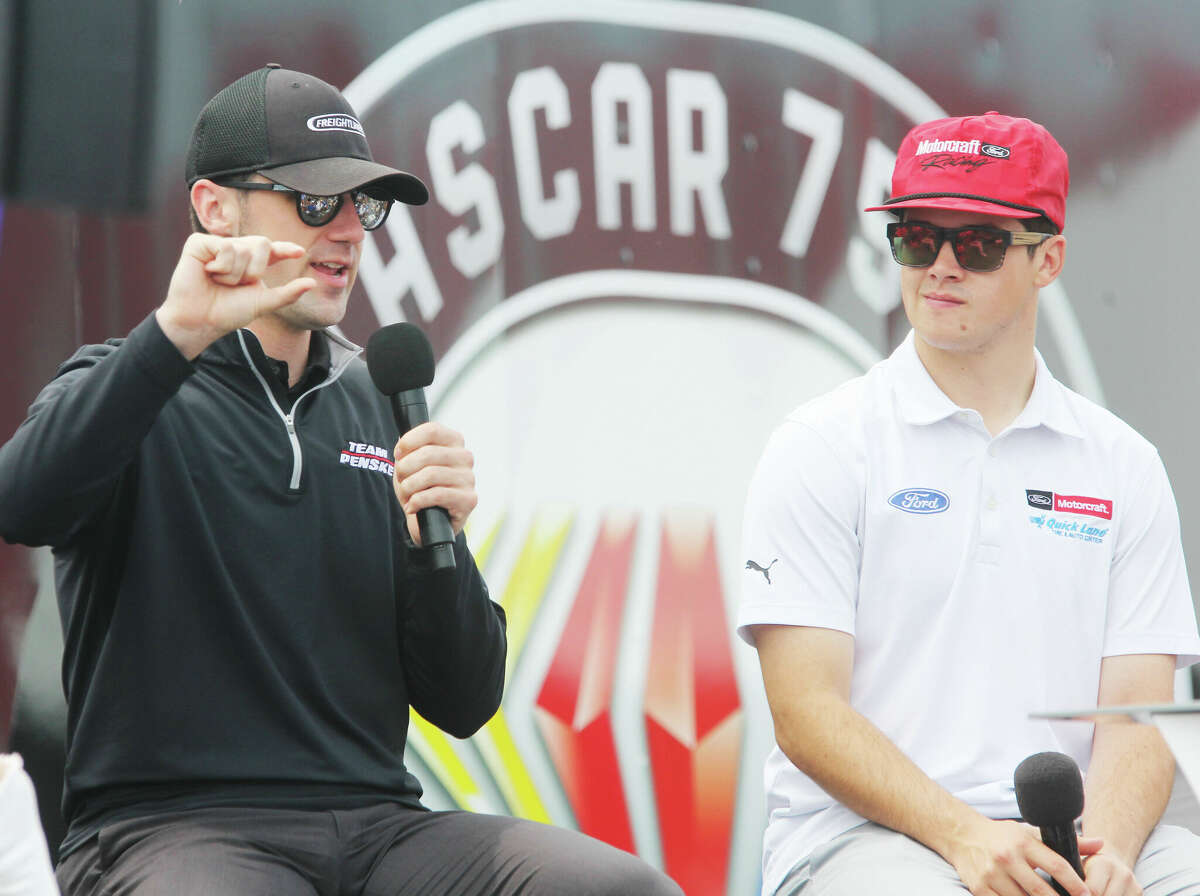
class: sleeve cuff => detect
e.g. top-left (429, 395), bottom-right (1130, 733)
top-left (125, 311), bottom-right (197, 393)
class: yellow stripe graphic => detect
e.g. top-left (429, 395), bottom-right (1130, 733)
top-left (406, 713), bottom-right (491, 812)
top-left (478, 506), bottom-right (573, 820)
top-left (499, 506), bottom-right (573, 667)
top-left (465, 512), bottom-right (501, 570)
top-left (409, 509), bottom-right (572, 820)
top-left (407, 514), bottom-right (507, 812)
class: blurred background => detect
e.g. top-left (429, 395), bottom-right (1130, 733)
top-left (2, 2), bottom-right (1198, 893)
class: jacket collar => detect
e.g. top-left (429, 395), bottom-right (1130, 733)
top-left (206, 326), bottom-right (363, 385)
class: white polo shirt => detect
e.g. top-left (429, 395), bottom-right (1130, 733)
top-left (737, 332), bottom-right (1200, 896)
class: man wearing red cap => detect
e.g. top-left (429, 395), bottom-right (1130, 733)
top-left (739, 112), bottom-right (1200, 896)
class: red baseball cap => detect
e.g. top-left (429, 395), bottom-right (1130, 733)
top-left (865, 111), bottom-right (1069, 231)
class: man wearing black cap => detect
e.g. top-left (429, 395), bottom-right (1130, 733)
top-left (0, 66), bottom-right (681, 896)
top-left (739, 112), bottom-right (1200, 896)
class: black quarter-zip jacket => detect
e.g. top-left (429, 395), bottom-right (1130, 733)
top-left (0, 313), bottom-right (507, 856)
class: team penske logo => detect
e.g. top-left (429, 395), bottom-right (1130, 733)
top-left (339, 441), bottom-right (394, 476)
top-left (1026, 489), bottom-right (1113, 520)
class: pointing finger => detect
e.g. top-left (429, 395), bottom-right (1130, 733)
top-left (268, 241), bottom-right (306, 262)
top-left (203, 239), bottom-right (307, 285)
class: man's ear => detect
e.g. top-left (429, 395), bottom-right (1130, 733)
top-left (191, 179), bottom-right (239, 236)
top-left (1033, 234), bottom-right (1065, 288)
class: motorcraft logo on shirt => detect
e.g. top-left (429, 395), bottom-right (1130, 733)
top-left (888, 487), bottom-right (950, 514)
top-left (339, 441), bottom-right (395, 477)
top-left (1054, 493), bottom-right (1113, 519)
top-left (1025, 489), bottom-right (1113, 520)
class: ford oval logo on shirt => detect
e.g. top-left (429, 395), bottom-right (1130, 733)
top-left (888, 488), bottom-right (950, 514)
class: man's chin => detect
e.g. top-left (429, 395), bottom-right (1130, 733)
top-left (282, 293), bottom-right (350, 331)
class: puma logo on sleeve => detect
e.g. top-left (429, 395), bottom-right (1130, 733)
top-left (745, 558), bottom-right (779, 584)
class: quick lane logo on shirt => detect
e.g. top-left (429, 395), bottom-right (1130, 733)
top-left (339, 441), bottom-right (395, 477)
top-left (888, 488), bottom-right (950, 514)
top-left (1025, 489), bottom-right (1113, 520)
top-left (1028, 513), bottom-right (1110, 545)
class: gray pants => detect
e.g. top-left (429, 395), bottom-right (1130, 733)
top-left (777, 821), bottom-right (1200, 895)
top-left (55, 803), bottom-right (682, 896)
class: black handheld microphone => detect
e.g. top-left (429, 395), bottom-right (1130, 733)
top-left (365, 323), bottom-right (456, 573)
top-left (1014, 751), bottom-right (1086, 896)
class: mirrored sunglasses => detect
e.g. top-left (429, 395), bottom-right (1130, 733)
top-left (886, 221), bottom-right (1052, 273)
top-left (220, 181), bottom-right (392, 231)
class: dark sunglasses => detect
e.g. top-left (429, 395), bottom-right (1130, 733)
top-left (220, 181), bottom-right (392, 231)
top-left (886, 221), bottom-right (1053, 273)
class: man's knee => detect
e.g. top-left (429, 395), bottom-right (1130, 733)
top-left (513, 826), bottom-right (682, 896)
top-left (793, 824), bottom-right (968, 896)
top-left (592, 861), bottom-right (683, 896)
top-left (1136, 824), bottom-right (1200, 896)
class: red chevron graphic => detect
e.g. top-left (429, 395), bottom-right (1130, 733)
top-left (535, 513), bottom-right (637, 852)
top-left (645, 512), bottom-right (742, 896)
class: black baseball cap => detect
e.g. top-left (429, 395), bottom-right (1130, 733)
top-left (186, 64), bottom-right (428, 205)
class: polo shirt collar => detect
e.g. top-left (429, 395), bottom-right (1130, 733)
top-left (889, 330), bottom-right (1085, 438)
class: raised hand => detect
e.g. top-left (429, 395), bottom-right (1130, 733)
top-left (156, 234), bottom-right (316, 359)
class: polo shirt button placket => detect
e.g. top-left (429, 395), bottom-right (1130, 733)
top-left (977, 438), bottom-right (1004, 564)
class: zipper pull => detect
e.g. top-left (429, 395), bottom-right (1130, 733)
top-left (285, 414), bottom-right (296, 435)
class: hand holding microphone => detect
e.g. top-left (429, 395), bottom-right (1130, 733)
top-left (1014, 751), bottom-right (1089, 896)
top-left (367, 323), bottom-right (476, 573)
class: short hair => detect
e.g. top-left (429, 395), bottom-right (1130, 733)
top-left (189, 204), bottom-right (207, 234)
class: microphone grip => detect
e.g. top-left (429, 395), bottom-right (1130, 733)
top-left (1039, 824), bottom-right (1083, 896)
top-left (391, 389), bottom-right (431, 432)
top-left (389, 390), bottom-right (456, 572)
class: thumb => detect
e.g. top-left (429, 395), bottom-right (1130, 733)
top-left (260, 277), bottom-right (316, 313)
top-left (1077, 836), bottom-right (1105, 856)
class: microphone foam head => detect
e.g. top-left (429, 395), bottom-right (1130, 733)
top-left (365, 323), bottom-right (436, 395)
top-left (1014, 751), bottom-right (1085, 826)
